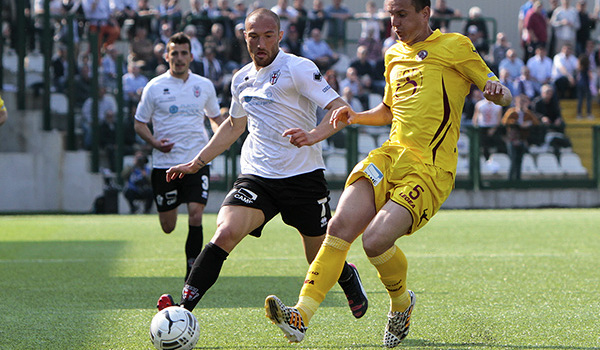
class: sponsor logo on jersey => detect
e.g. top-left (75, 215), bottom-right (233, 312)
top-left (270, 70), bottom-right (281, 85)
top-left (193, 85), bottom-right (201, 97)
top-left (169, 105), bottom-right (178, 114)
top-left (364, 163), bottom-right (384, 186)
top-left (416, 50), bottom-right (428, 61)
top-left (322, 85), bottom-right (331, 93)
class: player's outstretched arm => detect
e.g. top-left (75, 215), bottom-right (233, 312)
top-left (166, 115), bottom-right (247, 181)
top-left (331, 102), bottom-right (393, 128)
top-left (483, 80), bottom-right (513, 107)
top-left (283, 97), bottom-right (350, 148)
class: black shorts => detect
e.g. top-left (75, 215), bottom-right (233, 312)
top-left (222, 169), bottom-right (331, 237)
top-left (151, 167), bottom-right (210, 212)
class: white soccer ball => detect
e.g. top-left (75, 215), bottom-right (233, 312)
top-left (150, 306), bottom-right (200, 350)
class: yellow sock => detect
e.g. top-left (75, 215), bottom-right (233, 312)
top-left (368, 245), bottom-right (411, 312)
top-left (295, 235), bottom-right (351, 324)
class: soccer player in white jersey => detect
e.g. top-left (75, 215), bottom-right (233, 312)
top-left (134, 32), bottom-right (226, 280)
top-left (156, 9), bottom-right (369, 319)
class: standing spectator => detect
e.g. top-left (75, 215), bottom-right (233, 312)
top-left (122, 151), bottom-right (154, 214)
top-left (307, 0), bottom-right (327, 34)
top-left (112, 0), bottom-right (138, 39)
top-left (527, 45), bottom-right (554, 85)
top-left (215, 0), bottom-right (236, 39)
top-left (160, 9), bottom-right (368, 318)
top-left (101, 44), bottom-right (123, 92)
top-left (430, 0), bottom-right (461, 32)
top-left (81, 86), bottom-right (117, 149)
top-left (99, 110), bottom-right (119, 171)
top-left (134, 0), bottom-right (158, 40)
top-left (325, 0), bottom-right (352, 50)
top-left (196, 47), bottom-right (226, 95)
top-left (550, 0), bottom-right (580, 54)
top-left (134, 32), bottom-right (225, 279)
top-left (355, 0), bottom-right (385, 42)
top-left (302, 28), bottom-right (339, 72)
top-left (129, 26), bottom-right (155, 63)
top-left (575, 0), bottom-right (598, 56)
top-left (52, 45), bottom-right (71, 92)
top-left (157, 0), bottom-right (182, 32)
top-left (81, 0), bottom-right (121, 53)
top-left (502, 94), bottom-right (540, 180)
top-left (499, 49), bottom-right (525, 83)
top-left (552, 43), bottom-right (578, 99)
top-left (547, 0), bottom-right (560, 57)
top-left (575, 52), bottom-right (594, 119)
top-left (231, 0), bottom-right (248, 26)
top-left (473, 93), bottom-right (506, 159)
top-left (123, 60), bottom-right (149, 115)
top-left (518, 0), bottom-right (535, 59)
top-left (183, 0), bottom-right (212, 38)
top-left (292, 0), bottom-right (308, 38)
top-left (463, 6), bottom-right (488, 45)
top-left (487, 32), bottom-right (511, 75)
top-left (523, 1), bottom-right (548, 62)
top-left (271, 0), bottom-right (299, 37)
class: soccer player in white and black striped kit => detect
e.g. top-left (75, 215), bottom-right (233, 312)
top-left (157, 9), bottom-right (369, 319)
top-left (134, 32), bottom-right (226, 279)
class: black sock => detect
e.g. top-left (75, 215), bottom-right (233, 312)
top-left (180, 242), bottom-right (228, 311)
top-left (338, 261), bottom-right (354, 286)
top-left (185, 225), bottom-right (203, 280)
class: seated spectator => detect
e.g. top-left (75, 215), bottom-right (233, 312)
top-left (499, 48), bottom-right (525, 83)
top-left (430, 0), bottom-right (461, 32)
top-left (157, 0), bottom-right (182, 32)
top-left (527, 45), bottom-right (553, 85)
top-left (231, 0), bottom-right (248, 26)
top-left (281, 24), bottom-right (303, 56)
top-left (499, 68), bottom-right (517, 105)
top-left (466, 24), bottom-right (489, 57)
top-left (533, 84), bottom-right (565, 132)
top-left (341, 86), bottom-right (364, 112)
top-left (204, 23), bottom-right (234, 70)
top-left (473, 90), bottom-right (507, 159)
top-left (350, 45), bottom-right (375, 85)
top-left (123, 60), bottom-right (149, 115)
top-left (325, 0), bottom-right (352, 50)
top-left (230, 23), bottom-right (252, 68)
top-left (156, 21), bottom-right (174, 46)
top-left (215, 0), bottom-right (236, 38)
top-left (552, 43), bottom-right (578, 99)
top-left (307, 0), bottom-right (327, 34)
top-left (302, 28), bottom-right (339, 71)
top-left (144, 42), bottom-right (168, 74)
top-left (122, 151), bottom-right (154, 214)
top-left (339, 67), bottom-right (367, 110)
top-left (502, 94), bottom-right (540, 180)
top-left (196, 47), bottom-right (226, 96)
top-left (324, 69), bottom-right (340, 93)
top-left (183, 0), bottom-right (213, 38)
top-left (52, 45), bottom-right (71, 93)
top-left (513, 66), bottom-right (541, 100)
top-left (357, 27), bottom-right (383, 64)
top-left (183, 24), bottom-right (204, 61)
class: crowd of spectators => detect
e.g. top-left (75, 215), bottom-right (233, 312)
top-left (5, 0), bottom-right (599, 178)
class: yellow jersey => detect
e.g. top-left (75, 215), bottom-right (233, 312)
top-left (382, 30), bottom-right (497, 177)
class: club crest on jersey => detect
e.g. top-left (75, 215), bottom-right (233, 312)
top-left (193, 85), bottom-right (201, 97)
top-left (270, 70), bottom-right (281, 85)
top-left (416, 50), bottom-right (428, 61)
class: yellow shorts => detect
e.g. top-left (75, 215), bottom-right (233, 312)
top-left (345, 145), bottom-right (454, 234)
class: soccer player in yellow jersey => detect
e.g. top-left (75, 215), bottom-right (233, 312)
top-left (0, 94), bottom-right (7, 126)
top-left (265, 0), bottom-right (512, 347)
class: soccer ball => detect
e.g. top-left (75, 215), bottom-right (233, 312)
top-left (150, 306), bottom-right (200, 350)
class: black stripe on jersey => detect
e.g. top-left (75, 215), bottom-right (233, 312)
top-left (429, 78), bottom-right (452, 163)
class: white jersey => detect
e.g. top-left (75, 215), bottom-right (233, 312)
top-left (230, 50), bottom-right (339, 178)
top-left (135, 71), bottom-right (221, 168)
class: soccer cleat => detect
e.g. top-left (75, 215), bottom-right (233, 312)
top-left (339, 263), bottom-right (369, 318)
top-left (156, 294), bottom-right (178, 311)
top-left (383, 290), bottom-right (416, 348)
top-left (265, 295), bottom-right (306, 343)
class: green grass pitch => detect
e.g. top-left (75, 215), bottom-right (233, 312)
top-left (1, 209), bottom-right (599, 349)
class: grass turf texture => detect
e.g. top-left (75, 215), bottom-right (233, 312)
top-left (0, 209), bottom-right (599, 350)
